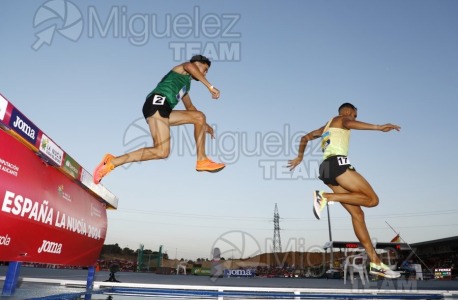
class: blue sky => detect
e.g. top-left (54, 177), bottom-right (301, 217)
top-left (1, 0), bottom-right (458, 261)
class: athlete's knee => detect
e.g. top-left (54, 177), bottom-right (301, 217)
top-left (143, 145), bottom-right (170, 160)
top-left (194, 111), bottom-right (206, 125)
top-left (366, 193), bottom-right (379, 207)
top-left (156, 145), bottom-right (171, 159)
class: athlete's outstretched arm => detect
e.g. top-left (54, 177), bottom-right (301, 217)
top-left (182, 62), bottom-right (220, 99)
top-left (343, 118), bottom-right (401, 132)
top-left (288, 126), bottom-right (324, 170)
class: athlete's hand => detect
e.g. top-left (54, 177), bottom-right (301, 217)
top-left (210, 86), bottom-right (220, 99)
top-left (287, 157), bottom-right (302, 171)
top-left (205, 123), bottom-right (215, 139)
top-left (379, 123), bottom-right (401, 132)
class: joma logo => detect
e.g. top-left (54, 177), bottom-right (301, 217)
top-left (13, 115), bottom-right (36, 140)
top-left (37, 239), bottom-right (62, 254)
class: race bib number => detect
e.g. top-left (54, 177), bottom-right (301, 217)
top-left (337, 157), bottom-right (350, 166)
top-left (152, 95), bottom-right (166, 105)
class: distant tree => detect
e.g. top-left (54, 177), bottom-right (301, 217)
top-left (122, 247), bottom-right (135, 256)
top-left (101, 244), bottom-right (122, 255)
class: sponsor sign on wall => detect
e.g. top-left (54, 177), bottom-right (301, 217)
top-left (0, 129), bottom-right (107, 266)
top-left (0, 93), bottom-right (118, 209)
top-left (8, 108), bottom-right (39, 146)
top-left (224, 269), bottom-right (256, 277)
top-left (39, 133), bottom-right (64, 167)
top-left (0, 94), bottom-right (8, 122)
top-left (62, 154), bottom-right (81, 180)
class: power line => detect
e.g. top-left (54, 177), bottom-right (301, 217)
top-left (114, 208), bottom-right (458, 224)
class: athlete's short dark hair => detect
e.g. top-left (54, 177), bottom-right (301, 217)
top-left (190, 55), bottom-right (211, 67)
top-left (338, 103), bottom-right (357, 113)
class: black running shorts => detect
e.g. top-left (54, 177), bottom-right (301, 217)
top-left (142, 93), bottom-right (172, 119)
top-left (318, 155), bottom-right (355, 186)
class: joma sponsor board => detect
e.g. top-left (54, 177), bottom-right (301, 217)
top-left (224, 269), bottom-right (255, 277)
top-left (9, 109), bottom-right (38, 145)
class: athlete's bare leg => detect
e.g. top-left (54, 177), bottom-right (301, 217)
top-left (323, 169), bottom-right (379, 207)
top-left (327, 183), bottom-right (381, 264)
top-left (110, 111), bottom-right (172, 167)
top-left (168, 110), bottom-right (208, 161)
top-left (109, 109), bottom-right (208, 167)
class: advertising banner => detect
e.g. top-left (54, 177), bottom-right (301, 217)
top-left (8, 107), bottom-right (39, 147)
top-left (0, 94), bottom-right (8, 123)
top-left (0, 129), bottom-right (107, 266)
top-left (0, 93), bottom-right (118, 209)
top-left (38, 133), bottom-right (64, 167)
top-left (191, 267), bottom-right (211, 276)
top-left (224, 269), bottom-right (256, 277)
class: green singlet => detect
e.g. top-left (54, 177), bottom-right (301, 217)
top-left (148, 71), bottom-right (192, 109)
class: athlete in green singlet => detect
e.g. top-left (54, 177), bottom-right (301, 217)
top-left (288, 103), bottom-right (401, 279)
top-left (93, 55), bottom-right (225, 184)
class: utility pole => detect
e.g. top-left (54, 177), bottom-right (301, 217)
top-left (273, 203), bottom-right (282, 253)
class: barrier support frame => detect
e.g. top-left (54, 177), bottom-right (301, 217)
top-left (1, 261), bottom-right (22, 296)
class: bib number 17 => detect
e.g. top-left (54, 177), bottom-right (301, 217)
top-left (337, 157), bottom-right (350, 166)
